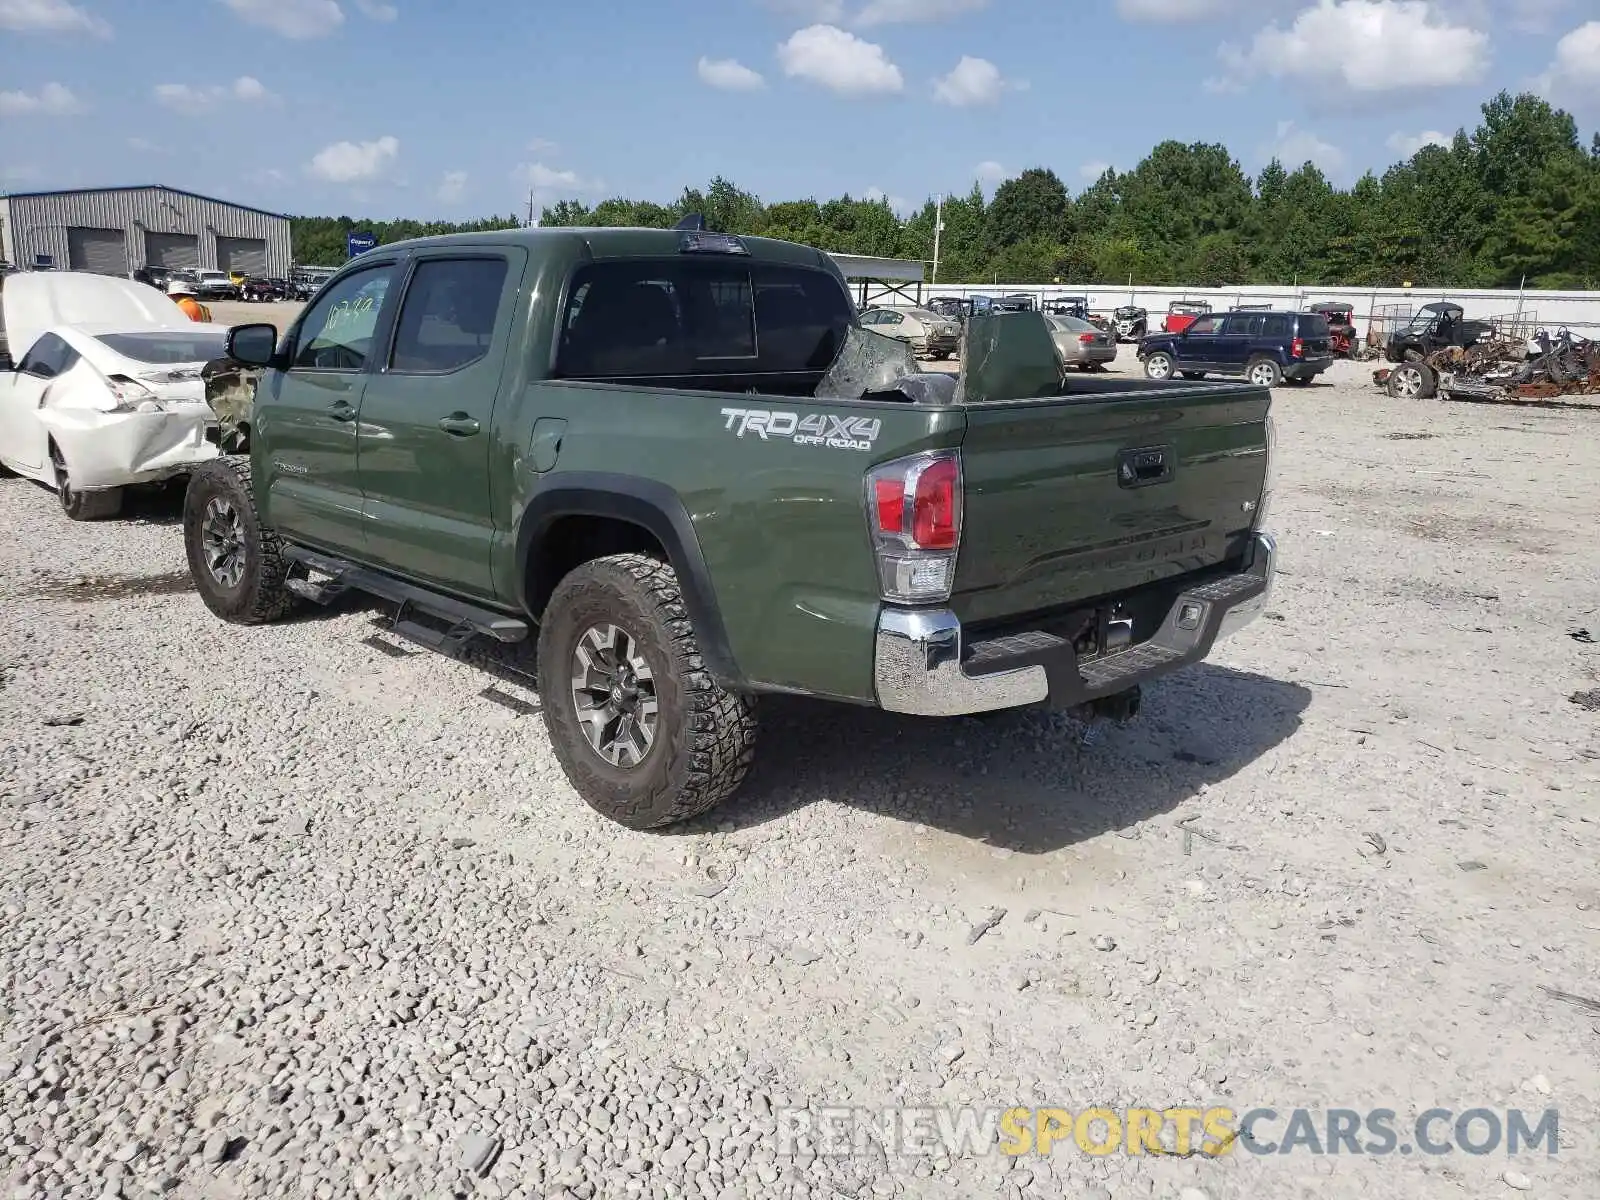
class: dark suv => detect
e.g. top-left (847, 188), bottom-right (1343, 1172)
top-left (1139, 309), bottom-right (1333, 387)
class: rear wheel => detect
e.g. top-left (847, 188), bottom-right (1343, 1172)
top-left (1144, 351), bottom-right (1175, 381)
top-left (538, 553), bottom-right (758, 830)
top-left (1246, 357), bottom-right (1283, 388)
top-left (1385, 361), bottom-right (1436, 400)
top-left (52, 446), bottom-right (122, 521)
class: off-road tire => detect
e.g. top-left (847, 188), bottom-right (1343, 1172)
top-left (183, 456), bottom-right (295, 624)
top-left (51, 447), bottom-right (122, 520)
top-left (538, 553), bottom-right (758, 830)
top-left (1246, 357), bottom-right (1283, 388)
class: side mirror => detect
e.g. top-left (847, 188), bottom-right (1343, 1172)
top-left (226, 323), bottom-right (279, 367)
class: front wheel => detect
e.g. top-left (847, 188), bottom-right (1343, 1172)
top-left (183, 456), bottom-right (296, 624)
top-left (538, 553), bottom-right (758, 830)
top-left (1246, 357), bottom-right (1283, 388)
top-left (1144, 351), bottom-right (1175, 381)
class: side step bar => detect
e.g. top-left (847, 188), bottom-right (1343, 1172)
top-left (283, 546), bottom-right (530, 644)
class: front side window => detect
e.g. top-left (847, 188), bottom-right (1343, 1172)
top-left (19, 333), bottom-right (79, 378)
top-left (555, 259), bottom-right (852, 381)
top-left (292, 264), bottom-right (396, 371)
top-left (1187, 315), bottom-right (1222, 336)
top-left (389, 257), bottom-right (509, 374)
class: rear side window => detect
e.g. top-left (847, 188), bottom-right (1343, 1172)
top-left (19, 333), bottom-right (80, 378)
top-left (1298, 314), bottom-right (1331, 338)
top-left (389, 257), bottom-right (508, 374)
top-left (1262, 314), bottom-right (1292, 338)
top-left (555, 259), bottom-right (852, 381)
top-left (1222, 314), bottom-right (1264, 336)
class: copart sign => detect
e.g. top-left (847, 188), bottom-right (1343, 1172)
top-left (720, 408), bottom-right (882, 452)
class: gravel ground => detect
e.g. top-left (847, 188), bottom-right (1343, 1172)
top-left (2, 357), bottom-right (1597, 1200)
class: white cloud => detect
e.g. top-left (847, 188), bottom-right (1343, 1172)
top-left (511, 161), bottom-right (605, 205)
top-left (974, 160), bottom-right (1008, 188)
top-left (526, 137), bottom-right (559, 154)
top-left (306, 135), bottom-right (398, 183)
top-left (221, 0), bottom-right (343, 39)
top-left (1265, 120), bottom-right (1347, 174)
top-left (932, 56), bottom-right (1006, 106)
top-left (865, 186), bottom-right (912, 216)
top-left (1386, 128), bottom-right (1452, 155)
top-left (436, 170), bottom-right (467, 204)
top-left (853, 0), bottom-right (987, 26)
top-left (0, 0), bottom-right (110, 36)
top-left (697, 56), bottom-right (766, 90)
top-left (1216, 0), bottom-right (1490, 92)
top-left (1116, 0), bottom-right (1238, 19)
top-left (1534, 20), bottom-right (1600, 101)
top-left (1079, 160), bottom-right (1111, 182)
top-left (0, 82), bottom-right (86, 116)
top-left (153, 76), bottom-right (277, 111)
top-left (353, 0), bottom-right (395, 17)
top-left (777, 24), bottom-right (904, 95)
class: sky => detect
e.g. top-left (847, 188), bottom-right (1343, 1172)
top-left (2, 0), bottom-right (1599, 221)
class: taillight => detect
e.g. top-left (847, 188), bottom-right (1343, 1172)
top-left (865, 450), bottom-right (962, 603)
top-left (1078, 332), bottom-right (1096, 344)
top-left (1291, 337), bottom-right (1304, 358)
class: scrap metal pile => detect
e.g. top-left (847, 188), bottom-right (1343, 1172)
top-left (1374, 328), bottom-right (1600, 406)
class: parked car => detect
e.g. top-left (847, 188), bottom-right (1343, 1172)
top-left (0, 270), bottom-right (226, 519)
top-left (1163, 300), bottom-right (1211, 334)
top-left (859, 305), bottom-right (961, 360)
top-left (1042, 296), bottom-right (1090, 320)
top-left (187, 226), bottom-right (1276, 831)
top-left (195, 270), bottom-right (240, 301)
top-left (1112, 305), bottom-right (1147, 342)
top-left (1139, 309), bottom-right (1333, 387)
top-left (240, 276), bottom-right (289, 302)
top-left (1045, 313), bottom-right (1117, 370)
top-left (926, 295), bottom-right (973, 323)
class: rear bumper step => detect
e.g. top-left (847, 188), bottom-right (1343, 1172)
top-left (873, 531), bottom-right (1275, 717)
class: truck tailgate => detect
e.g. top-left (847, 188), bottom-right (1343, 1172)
top-left (953, 384), bottom-right (1269, 627)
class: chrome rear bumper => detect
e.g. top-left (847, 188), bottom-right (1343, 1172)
top-left (874, 531), bottom-right (1276, 717)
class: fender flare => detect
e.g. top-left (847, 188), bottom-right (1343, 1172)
top-left (514, 472), bottom-right (746, 689)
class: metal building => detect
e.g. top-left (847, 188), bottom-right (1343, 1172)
top-left (0, 185), bottom-right (291, 278)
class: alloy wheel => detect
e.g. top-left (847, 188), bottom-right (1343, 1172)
top-left (1391, 365), bottom-right (1423, 398)
top-left (200, 495), bottom-right (247, 589)
top-left (570, 623), bottom-right (659, 768)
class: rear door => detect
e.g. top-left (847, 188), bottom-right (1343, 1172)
top-left (355, 248), bottom-right (523, 598)
top-left (954, 384), bottom-right (1269, 626)
top-left (256, 258), bottom-right (400, 554)
top-left (1216, 313), bottom-right (1262, 372)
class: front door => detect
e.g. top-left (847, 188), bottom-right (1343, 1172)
top-left (355, 249), bottom-right (522, 599)
top-left (1174, 313), bottom-right (1224, 371)
top-left (257, 259), bottom-right (400, 555)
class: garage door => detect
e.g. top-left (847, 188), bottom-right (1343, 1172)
top-left (216, 237), bottom-right (267, 275)
top-left (145, 232), bottom-right (199, 270)
top-left (66, 227), bottom-right (128, 276)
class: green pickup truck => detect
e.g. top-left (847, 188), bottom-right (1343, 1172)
top-left (185, 226), bottom-right (1277, 830)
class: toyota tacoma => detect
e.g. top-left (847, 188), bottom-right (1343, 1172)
top-left (184, 224), bottom-right (1278, 830)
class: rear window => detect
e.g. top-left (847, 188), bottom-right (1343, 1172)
top-left (555, 259), bottom-right (852, 381)
top-left (96, 331), bottom-right (231, 363)
top-left (1298, 314), bottom-right (1330, 338)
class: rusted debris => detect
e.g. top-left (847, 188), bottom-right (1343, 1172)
top-left (1376, 326), bottom-right (1600, 408)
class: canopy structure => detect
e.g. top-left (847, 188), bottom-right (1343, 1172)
top-left (825, 252), bottom-right (926, 307)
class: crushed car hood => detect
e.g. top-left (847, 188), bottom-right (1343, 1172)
top-left (2, 270), bottom-right (196, 361)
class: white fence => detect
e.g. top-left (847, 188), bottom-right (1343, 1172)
top-left (862, 281), bottom-right (1600, 339)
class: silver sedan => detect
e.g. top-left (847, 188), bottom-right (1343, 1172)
top-left (1046, 314), bottom-right (1118, 370)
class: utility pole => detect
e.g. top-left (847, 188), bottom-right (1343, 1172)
top-left (931, 194), bottom-right (944, 286)
top-left (526, 189), bottom-right (535, 228)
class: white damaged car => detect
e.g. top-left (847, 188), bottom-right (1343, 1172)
top-left (0, 270), bottom-right (228, 520)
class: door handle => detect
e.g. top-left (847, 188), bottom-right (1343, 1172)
top-left (438, 413), bottom-right (481, 436)
top-left (327, 400), bottom-right (356, 422)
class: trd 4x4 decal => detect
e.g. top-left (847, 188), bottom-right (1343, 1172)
top-left (719, 408), bottom-right (883, 452)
